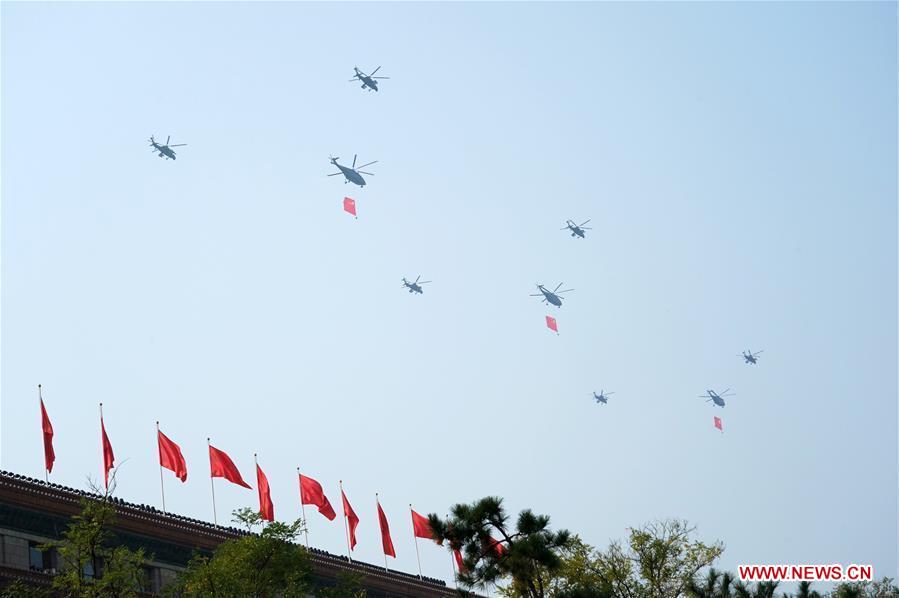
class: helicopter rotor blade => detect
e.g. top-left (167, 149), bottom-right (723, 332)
top-left (352, 154), bottom-right (357, 168)
top-left (372, 76), bottom-right (390, 80)
top-left (554, 283), bottom-right (563, 292)
top-left (557, 289), bottom-right (574, 294)
top-left (355, 160), bottom-right (378, 170)
top-left (419, 281), bottom-right (432, 285)
top-left (166, 136), bottom-right (170, 145)
top-left (414, 275), bottom-right (420, 284)
top-left (358, 171), bottom-right (375, 176)
top-left (528, 293), bottom-right (543, 297)
top-left (169, 144), bottom-right (187, 147)
top-left (327, 172), bottom-right (343, 176)
top-left (370, 66), bottom-right (382, 76)
top-left (579, 219), bottom-right (591, 226)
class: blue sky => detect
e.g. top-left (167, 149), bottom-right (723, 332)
top-left (2, 1), bottom-right (896, 590)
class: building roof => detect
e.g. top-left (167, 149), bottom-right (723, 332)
top-left (0, 470), bottom-right (460, 597)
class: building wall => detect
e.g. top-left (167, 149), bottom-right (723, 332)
top-left (0, 472), bottom-right (459, 597)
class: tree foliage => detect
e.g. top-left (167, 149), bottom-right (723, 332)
top-left (495, 535), bottom-right (612, 598)
top-left (830, 579), bottom-right (899, 598)
top-left (45, 497), bottom-right (148, 598)
top-left (582, 520), bottom-right (723, 598)
top-left (687, 568), bottom-right (736, 598)
top-left (0, 497), bottom-right (151, 598)
top-left (318, 571), bottom-right (367, 598)
top-left (428, 496), bottom-right (571, 597)
top-left (166, 508), bottom-right (311, 598)
top-left (0, 581), bottom-right (54, 598)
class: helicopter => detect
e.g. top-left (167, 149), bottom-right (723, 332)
top-left (402, 276), bottom-right (431, 294)
top-left (530, 283), bottom-right (573, 308)
top-left (593, 390), bottom-right (614, 405)
top-left (740, 349), bottom-right (764, 364)
top-left (699, 389), bottom-right (734, 407)
top-left (148, 135), bottom-right (186, 160)
top-left (561, 219), bottom-right (592, 239)
top-left (328, 155), bottom-right (376, 187)
top-left (350, 66), bottom-right (389, 92)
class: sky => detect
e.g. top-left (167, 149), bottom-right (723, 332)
top-left (2, 1), bottom-right (896, 592)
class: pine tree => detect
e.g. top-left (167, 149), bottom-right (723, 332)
top-left (428, 496), bottom-right (571, 597)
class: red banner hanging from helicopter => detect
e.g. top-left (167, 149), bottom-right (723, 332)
top-left (343, 197), bottom-right (356, 217)
top-left (546, 316), bottom-right (558, 333)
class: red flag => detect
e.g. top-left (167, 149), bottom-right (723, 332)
top-left (343, 197), bottom-right (357, 217)
top-left (545, 315), bottom-right (558, 333)
top-left (101, 414), bottom-right (115, 489)
top-left (342, 489), bottom-right (359, 550)
top-left (157, 428), bottom-right (187, 482)
top-left (299, 474), bottom-right (336, 520)
top-left (40, 397), bottom-right (55, 474)
top-left (208, 444), bottom-right (251, 489)
top-left (411, 509), bottom-right (438, 542)
top-left (489, 536), bottom-right (506, 556)
top-left (453, 548), bottom-right (467, 573)
top-left (377, 500), bottom-right (396, 558)
top-left (714, 416), bottom-right (723, 432)
top-left (256, 462), bottom-right (274, 521)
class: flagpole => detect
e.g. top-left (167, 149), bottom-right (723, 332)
top-left (450, 549), bottom-right (458, 588)
top-left (377, 493), bottom-right (388, 573)
top-left (157, 422), bottom-right (166, 513)
top-left (208, 438), bottom-right (218, 525)
top-left (340, 480), bottom-right (352, 563)
top-left (253, 453), bottom-right (258, 518)
top-left (38, 385), bottom-right (48, 483)
top-left (297, 468), bottom-right (309, 547)
top-left (99, 403), bottom-right (106, 491)
top-left (410, 504), bottom-right (423, 579)
top-left (448, 513), bottom-right (458, 589)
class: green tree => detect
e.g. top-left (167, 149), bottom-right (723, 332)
top-left (318, 571), bottom-right (367, 598)
top-left (549, 536), bottom-right (614, 598)
top-left (794, 581), bottom-right (822, 598)
top-left (0, 580), bottom-right (53, 598)
top-left (494, 535), bottom-right (612, 598)
top-left (167, 508), bottom-right (311, 598)
top-left (831, 578), bottom-right (899, 598)
top-left (688, 568), bottom-right (736, 598)
top-left (41, 496), bottom-right (149, 597)
top-left (548, 519), bottom-right (722, 598)
top-left (428, 496), bottom-right (571, 597)
top-left (733, 581), bottom-right (779, 598)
